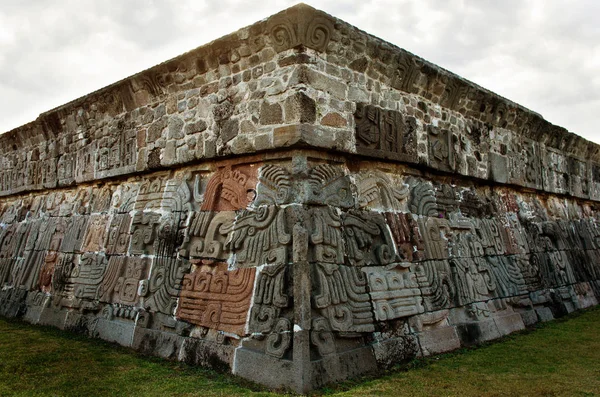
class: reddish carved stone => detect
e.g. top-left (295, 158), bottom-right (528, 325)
top-left (177, 261), bottom-right (256, 335)
top-left (201, 165), bottom-right (259, 211)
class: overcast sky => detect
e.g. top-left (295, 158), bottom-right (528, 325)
top-left (1, 0), bottom-right (599, 144)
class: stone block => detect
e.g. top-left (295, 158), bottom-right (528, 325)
top-left (233, 346), bottom-right (295, 390)
top-left (489, 152), bottom-right (508, 183)
top-left (371, 334), bottom-right (419, 369)
top-left (37, 307), bottom-right (69, 330)
top-left (310, 345), bottom-right (378, 390)
top-left (416, 325), bottom-right (462, 356)
top-left (284, 92), bottom-right (316, 124)
top-left (260, 102), bottom-right (283, 125)
top-left (536, 307), bottom-right (555, 322)
top-left (456, 319), bottom-right (501, 346)
top-left (519, 309), bottom-right (539, 327)
top-left (93, 318), bottom-right (135, 347)
top-left (133, 328), bottom-right (185, 360)
top-left (493, 311), bottom-right (526, 336)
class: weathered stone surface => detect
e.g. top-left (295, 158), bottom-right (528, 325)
top-left (260, 102), bottom-right (283, 125)
top-left (1, 3), bottom-right (600, 394)
top-left (176, 262), bottom-right (255, 335)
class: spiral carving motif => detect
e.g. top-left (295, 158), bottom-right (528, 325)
top-left (268, 14), bottom-right (333, 52)
top-left (305, 18), bottom-right (332, 52)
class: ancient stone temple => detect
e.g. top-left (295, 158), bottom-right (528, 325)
top-left (1, 3), bottom-right (599, 393)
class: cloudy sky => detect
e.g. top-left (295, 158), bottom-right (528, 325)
top-left (1, 0), bottom-right (599, 144)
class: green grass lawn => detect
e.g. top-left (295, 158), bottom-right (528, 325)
top-left (1, 307), bottom-right (599, 396)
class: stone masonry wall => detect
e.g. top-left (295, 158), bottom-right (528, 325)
top-left (1, 4), bottom-right (600, 393)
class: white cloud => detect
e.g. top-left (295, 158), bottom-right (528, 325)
top-left (0, 0), bottom-right (598, 144)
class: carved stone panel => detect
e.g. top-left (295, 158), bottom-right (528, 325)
top-left (356, 170), bottom-right (409, 212)
top-left (354, 103), bottom-right (418, 162)
top-left (308, 206), bottom-right (344, 264)
top-left (306, 164), bottom-right (354, 208)
top-left (254, 165), bottom-right (292, 206)
top-left (363, 265), bottom-right (423, 321)
top-left (91, 186), bottom-right (114, 214)
top-left (96, 123), bottom-right (137, 179)
top-left (485, 255), bottom-right (527, 298)
top-left (134, 176), bottom-right (169, 211)
top-left (268, 7), bottom-right (334, 52)
top-left (111, 183), bottom-right (140, 213)
top-left (82, 215), bottom-right (109, 253)
top-left (415, 259), bottom-right (454, 311)
top-left (312, 263), bottom-right (374, 332)
top-left (57, 153), bottom-right (76, 186)
top-left (385, 212), bottom-right (425, 262)
top-left (227, 206), bottom-right (291, 268)
top-left (428, 126), bottom-right (455, 172)
top-left (450, 257), bottom-right (497, 308)
top-left (177, 262), bottom-right (256, 336)
top-left (76, 142), bottom-right (96, 182)
top-left (99, 256), bottom-right (150, 306)
top-left (61, 215), bottom-right (89, 253)
top-left (343, 210), bottom-right (398, 267)
top-left (54, 253), bottom-right (109, 310)
top-left (509, 137), bottom-right (542, 189)
top-left (142, 257), bottom-right (191, 316)
top-left (105, 214), bottom-right (132, 255)
top-left (129, 212), bottom-right (161, 256)
top-left (418, 217), bottom-right (450, 260)
top-left (201, 165), bottom-right (258, 211)
top-left (181, 211), bottom-right (234, 261)
top-left (542, 146), bottom-right (568, 194)
top-left (568, 157), bottom-right (589, 198)
top-left (248, 263), bottom-right (290, 333)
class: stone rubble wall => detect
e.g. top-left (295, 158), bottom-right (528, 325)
top-left (1, 4), bottom-right (600, 393)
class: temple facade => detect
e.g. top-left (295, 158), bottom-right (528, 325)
top-left (1, 4), bottom-right (599, 393)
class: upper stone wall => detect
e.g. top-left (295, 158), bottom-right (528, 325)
top-left (1, 4), bottom-right (599, 201)
top-left (287, 6), bottom-right (600, 200)
top-left (0, 5), bottom-right (323, 196)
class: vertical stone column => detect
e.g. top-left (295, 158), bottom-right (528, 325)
top-left (292, 217), bottom-right (311, 393)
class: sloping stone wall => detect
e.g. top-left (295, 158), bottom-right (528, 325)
top-left (1, 4), bottom-right (599, 393)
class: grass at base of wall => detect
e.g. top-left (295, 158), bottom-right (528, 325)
top-left (0, 307), bottom-right (599, 396)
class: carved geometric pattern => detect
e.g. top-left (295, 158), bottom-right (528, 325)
top-left (312, 263), bottom-right (374, 332)
top-left (177, 262), bottom-right (256, 336)
top-left (363, 265), bottom-right (423, 321)
top-left (355, 103), bottom-right (417, 162)
top-left (268, 9), bottom-right (334, 52)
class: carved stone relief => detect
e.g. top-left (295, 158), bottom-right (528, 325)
top-left (428, 126), bottom-right (456, 173)
top-left (135, 176), bottom-right (168, 211)
top-left (177, 262), bottom-right (256, 335)
top-left (363, 265), bottom-right (423, 321)
top-left (227, 207), bottom-right (291, 268)
top-left (354, 103), bottom-right (418, 162)
top-left (82, 215), bottom-right (109, 253)
top-left (312, 263), bottom-right (374, 332)
top-left (306, 164), bottom-right (354, 208)
top-left (201, 165), bottom-right (258, 211)
top-left (105, 214), bottom-right (132, 255)
top-left (142, 256), bottom-right (191, 316)
top-left (343, 210), bottom-right (398, 267)
top-left (356, 170), bottom-right (409, 212)
top-left (268, 8), bottom-right (334, 52)
top-left (99, 256), bottom-right (149, 306)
